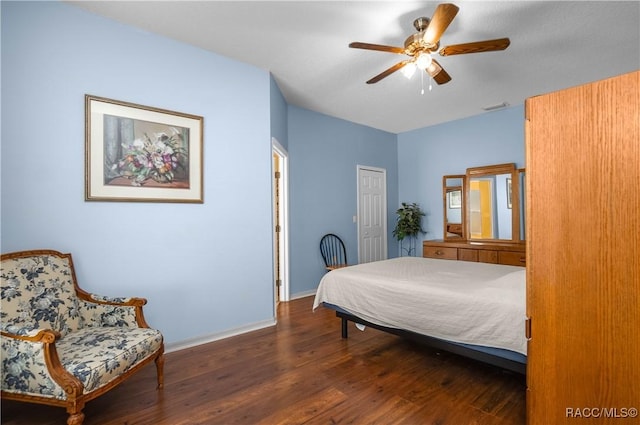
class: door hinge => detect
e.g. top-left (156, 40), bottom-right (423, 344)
top-left (525, 317), bottom-right (532, 340)
top-left (275, 224), bottom-right (281, 233)
top-left (276, 279), bottom-right (282, 287)
top-left (274, 171), bottom-right (281, 179)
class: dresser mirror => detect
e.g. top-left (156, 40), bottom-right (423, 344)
top-left (467, 163), bottom-right (521, 243)
top-left (443, 175), bottom-right (466, 240)
top-left (442, 163), bottom-right (524, 243)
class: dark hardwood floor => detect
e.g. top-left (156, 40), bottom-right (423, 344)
top-left (1, 296), bottom-right (526, 424)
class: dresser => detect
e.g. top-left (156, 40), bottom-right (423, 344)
top-left (422, 240), bottom-right (526, 267)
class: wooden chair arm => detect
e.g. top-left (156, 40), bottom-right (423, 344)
top-left (75, 292), bottom-right (151, 328)
top-left (75, 288), bottom-right (147, 306)
top-left (1, 330), bottom-right (84, 399)
top-left (1, 328), bottom-right (60, 343)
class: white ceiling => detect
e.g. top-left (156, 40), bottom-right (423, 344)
top-left (68, 1), bottom-right (640, 134)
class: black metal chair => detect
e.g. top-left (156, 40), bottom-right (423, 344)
top-left (320, 233), bottom-right (348, 271)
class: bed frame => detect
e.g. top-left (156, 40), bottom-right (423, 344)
top-left (335, 309), bottom-right (526, 375)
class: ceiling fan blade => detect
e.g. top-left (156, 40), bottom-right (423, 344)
top-left (349, 42), bottom-right (405, 54)
top-left (439, 38), bottom-right (511, 56)
top-left (366, 60), bottom-right (410, 84)
top-left (423, 3), bottom-right (460, 46)
top-left (426, 59), bottom-right (452, 85)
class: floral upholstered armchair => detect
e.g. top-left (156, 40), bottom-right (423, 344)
top-left (1, 250), bottom-right (164, 425)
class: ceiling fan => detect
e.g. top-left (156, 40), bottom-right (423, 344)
top-left (349, 3), bottom-right (510, 85)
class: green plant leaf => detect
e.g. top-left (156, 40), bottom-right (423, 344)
top-left (393, 202), bottom-right (425, 242)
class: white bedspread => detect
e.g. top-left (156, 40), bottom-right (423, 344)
top-left (313, 257), bottom-right (527, 355)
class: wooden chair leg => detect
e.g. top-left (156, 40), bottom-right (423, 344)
top-left (155, 352), bottom-right (165, 389)
top-left (66, 411), bottom-right (85, 425)
top-left (65, 399), bottom-right (85, 425)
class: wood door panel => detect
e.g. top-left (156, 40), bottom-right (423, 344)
top-left (525, 70), bottom-right (639, 424)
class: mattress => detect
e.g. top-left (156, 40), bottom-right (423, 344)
top-left (313, 256), bottom-right (527, 355)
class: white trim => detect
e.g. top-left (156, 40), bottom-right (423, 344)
top-left (356, 165), bottom-right (388, 263)
top-left (164, 318), bottom-right (276, 353)
top-left (289, 290), bottom-right (317, 300)
top-left (272, 137), bottom-right (290, 304)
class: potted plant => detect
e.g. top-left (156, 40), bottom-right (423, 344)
top-left (393, 202), bottom-right (426, 256)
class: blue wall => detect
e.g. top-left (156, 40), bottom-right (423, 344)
top-left (397, 106), bottom-right (525, 241)
top-left (1, 1), bottom-right (275, 346)
top-left (288, 106), bottom-right (399, 296)
top-left (270, 75), bottom-right (288, 150)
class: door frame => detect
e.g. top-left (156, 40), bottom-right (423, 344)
top-left (356, 165), bottom-right (388, 263)
top-left (272, 138), bottom-right (289, 305)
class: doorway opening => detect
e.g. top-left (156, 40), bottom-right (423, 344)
top-left (272, 138), bottom-right (289, 309)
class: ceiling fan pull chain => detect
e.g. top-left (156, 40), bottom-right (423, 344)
top-left (421, 70), bottom-right (425, 95)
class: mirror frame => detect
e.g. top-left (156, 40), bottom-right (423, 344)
top-left (466, 163), bottom-right (521, 243)
top-left (518, 167), bottom-right (526, 241)
top-left (442, 174), bottom-right (466, 241)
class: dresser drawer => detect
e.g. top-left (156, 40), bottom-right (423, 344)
top-left (458, 248), bottom-right (479, 262)
top-left (499, 251), bottom-right (526, 266)
top-left (423, 246), bottom-right (458, 260)
top-left (478, 250), bottom-right (498, 264)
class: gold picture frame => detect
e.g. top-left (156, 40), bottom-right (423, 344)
top-left (85, 95), bottom-right (203, 203)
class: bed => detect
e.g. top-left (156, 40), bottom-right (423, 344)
top-left (312, 256), bottom-right (527, 374)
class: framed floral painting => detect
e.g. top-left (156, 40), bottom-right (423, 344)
top-left (85, 95), bottom-right (203, 203)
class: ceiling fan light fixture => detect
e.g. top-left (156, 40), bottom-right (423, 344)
top-left (415, 52), bottom-right (433, 70)
top-left (348, 4), bottom-right (510, 86)
top-left (401, 62), bottom-right (417, 79)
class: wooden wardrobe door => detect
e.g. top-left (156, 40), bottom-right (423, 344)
top-left (525, 70), bottom-right (639, 424)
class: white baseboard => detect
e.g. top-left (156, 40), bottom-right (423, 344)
top-left (290, 289), bottom-right (316, 300)
top-left (165, 318), bottom-right (276, 353)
